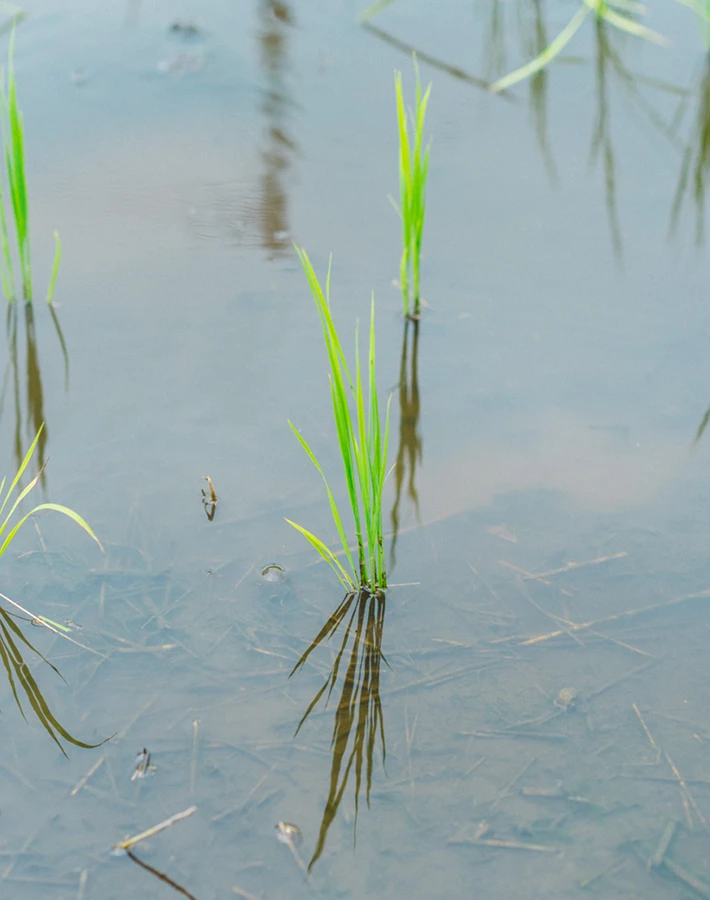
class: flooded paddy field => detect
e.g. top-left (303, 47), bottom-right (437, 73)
top-left (2, 0), bottom-right (710, 897)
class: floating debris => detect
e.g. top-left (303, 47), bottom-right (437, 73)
top-left (168, 21), bottom-right (201, 39)
top-left (647, 820), bottom-right (678, 870)
top-left (157, 52), bottom-right (205, 76)
top-left (486, 524), bottom-right (518, 543)
top-left (111, 805), bottom-right (197, 854)
top-left (275, 821), bottom-right (302, 847)
top-left (201, 476), bottom-right (218, 521)
top-left (554, 687), bottom-right (578, 712)
top-left (131, 747), bottom-right (157, 781)
top-left (275, 821), bottom-right (311, 882)
top-left (523, 551), bottom-right (628, 582)
top-left (261, 564), bottom-right (286, 584)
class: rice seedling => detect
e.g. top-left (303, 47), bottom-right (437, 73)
top-left (0, 31), bottom-right (61, 304)
top-left (0, 424), bottom-right (101, 562)
top-left (0, 424), bottom-right (106, 752)
top-left (286, 247), bottom-right (390, 595)
top-left (490, 0), bottom-right (667, 94)
top-left (393, 57), bottom-right (432, 319)
top-left (0, 31), bottom-right (30, 301)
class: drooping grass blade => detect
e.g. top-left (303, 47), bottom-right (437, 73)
top-left (46, 229), bottom-right (60, 305)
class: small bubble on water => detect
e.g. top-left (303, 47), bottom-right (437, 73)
top-left (261, 564), bottom-right (286, 584)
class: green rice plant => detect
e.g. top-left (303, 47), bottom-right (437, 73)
top-left (286, 247), bottom-right (390, 595)
top-left (490, 0), bottom-right (667, 94)
top-left (0, 424), bottom-right (107, 752)
top-left (0, 31), bottom-right (30, 301)
top-left (0, 423), bottom-right (102, 563)
top-left (393, 57), bottom-right (431, 319)
top-left (0, 31), bottom-right (61, 304)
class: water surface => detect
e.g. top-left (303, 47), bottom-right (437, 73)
top-left (2, 1), bottom-right (710, 897)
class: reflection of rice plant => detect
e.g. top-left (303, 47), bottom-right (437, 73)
top-left (393, 58), bottom-right (431, 319)
top-left (490, 0), bottom-right (667, 93)
top-left (0, 425), bottom-right (105, 753)
top-left (286, 247), bottom-right (390, 595)
top-left (678, 0), bottom-right (710, 47)
top-left (670, 55), bottom-right (710, 244)
top-left (290, 588), bottom-right (387, 871)
top-left (390, 318), bottom-right (421, 569)
top-left (0, 602), bottom-right (107, 754)
top-left (0, 33), bottom-right (61, 304)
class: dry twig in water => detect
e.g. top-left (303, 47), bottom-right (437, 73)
top-left (523, 552), bottom-right (627, 581)
top-left (112, 806), bottom-right (197, 853)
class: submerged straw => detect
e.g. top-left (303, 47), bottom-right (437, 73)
top-left (112, 806), bottom-right (197, 853)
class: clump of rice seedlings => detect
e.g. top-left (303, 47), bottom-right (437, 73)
top-left (490, 0), bottom-right (667, 94)
top-left (286, 247), bottom-right (390, 595)
top-left (0, 31), bottom-right (61, 304)
top-left (393, 56), bottom-right (431, 319)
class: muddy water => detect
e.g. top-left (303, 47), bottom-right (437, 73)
top-left (1, 0), bottom-right (710, 897)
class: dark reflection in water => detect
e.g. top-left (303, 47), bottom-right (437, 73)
top-left (671, 53), bottom-right (710, 244)
top-left (256, 0), bottom-right (296, 258)
top-left (1, 302), bottom-right (69, 485)
top-left (290, 588), bottom-right (387, 871)
top-left (362, 4), bottom-right (698, 257)
top-left (694, 396), bottom-right (710, 444)
top-left (589, 17), bottom-right (624, 261)
top-left (390, 319), bottom-right (421, 571)
top-left (126, 849), bottom-right (198, 900)
top-left (361, 22), bottom-right (491, 92)
top-left (184, 2), bottom-right (297, 255)
top-left (528, 0), bottom-right (556, 181)
top-left (0, 600), bottom-right (106, 755)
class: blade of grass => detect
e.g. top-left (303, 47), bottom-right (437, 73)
top-left (46, 230), bottom-right (60, 305)
top-left (394, 58), bottom-right (432, 317)
top-left (588, 0), bottom-right (668, 43)
top-left (0, 420), bottom-right (41, 521)
top-left (491, 5), bottom-right (591, 92)
top-left (285, 519), bottom-right (357, 592)
top-left (288, 420), bottom-right (357, 582)
top-left (0, 502), bottom-right (102, 558)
